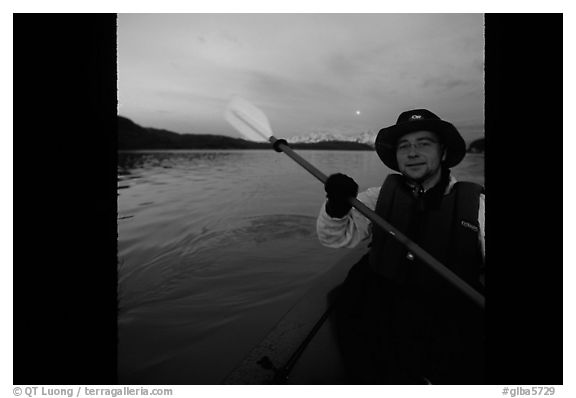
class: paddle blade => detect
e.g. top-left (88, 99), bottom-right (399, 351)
top-left (225, 96), bottom-right (273, 142)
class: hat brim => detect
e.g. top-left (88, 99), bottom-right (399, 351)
top-left (375, 119), bottom-right (466, 171)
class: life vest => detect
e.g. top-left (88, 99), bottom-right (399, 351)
top-left (368, 173), bottom-right (484, 295)
top-left (357, 173), bottom-right (485, 382)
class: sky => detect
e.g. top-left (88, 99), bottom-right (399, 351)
top-left (118, 14), bottom-right (485, 143)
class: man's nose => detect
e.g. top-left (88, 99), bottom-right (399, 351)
top-left (407, 146), bottom-right (419, 157)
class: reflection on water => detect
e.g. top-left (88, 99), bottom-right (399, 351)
top-left (117, 149), bottom-right (484, 384)
top-left (119, 151), bottom-right (238, 176)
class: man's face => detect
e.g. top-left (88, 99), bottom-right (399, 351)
top-left (395, 130), bottom-right (445, 183)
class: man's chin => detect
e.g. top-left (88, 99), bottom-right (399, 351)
top-left (403, 170), bottom-right (428, 182)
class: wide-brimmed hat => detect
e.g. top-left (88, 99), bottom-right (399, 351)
top-left (375, 109), bottom-right (466, 171)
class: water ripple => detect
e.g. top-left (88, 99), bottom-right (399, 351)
top-left (117, 150), bottom-right (484, 384)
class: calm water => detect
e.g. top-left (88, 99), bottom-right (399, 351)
top-left (117, 149), bottom-right (484, 384)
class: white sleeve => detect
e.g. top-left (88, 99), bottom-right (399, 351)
top-left (316, 187), bottom-right (380, 248)
top-left (479, 193), bottom-right (485, 261)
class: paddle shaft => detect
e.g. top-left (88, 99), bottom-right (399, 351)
top-left (270, 136), bottom-right (485, 309)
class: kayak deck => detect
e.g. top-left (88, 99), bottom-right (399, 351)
top-left (223, 247), bottom-right (367, 384)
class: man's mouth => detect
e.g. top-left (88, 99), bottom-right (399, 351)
top-left (406, 162), bottom-right (426, 168)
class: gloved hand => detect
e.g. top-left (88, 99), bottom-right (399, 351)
top-left (324, 173), bottom-right (358, 218)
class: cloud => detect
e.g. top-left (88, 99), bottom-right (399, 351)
top-left (217, 30), bottom-right (243, 47)
top-left (246, 70), bottom-right (341, 104)
top-left (154, 89), bottom-right (224, 106)
top-left (473, 58), bottom-right (485, 73)
top-left (421, 77), bottom-right (470, 91)
top-left (118, 14), bottom-right (484, 139)
top-left (325, 53), bottom-right (360, 78)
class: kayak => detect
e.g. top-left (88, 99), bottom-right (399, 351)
top-left (223, 247), bottom-right (367, 384)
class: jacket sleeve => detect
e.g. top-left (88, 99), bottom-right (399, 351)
top-left (316, 187), bottom-right (380, 248)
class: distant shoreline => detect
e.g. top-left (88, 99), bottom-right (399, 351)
top-left (118, 116), bottom-right (374, 151)
top-left (118, 116), bottom-right (484, 153)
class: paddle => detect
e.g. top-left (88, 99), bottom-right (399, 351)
top-left (225, 96), bottom-right (485, 309)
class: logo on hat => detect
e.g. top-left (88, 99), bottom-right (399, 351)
top-left (410, 114), bottom-right (423, 121)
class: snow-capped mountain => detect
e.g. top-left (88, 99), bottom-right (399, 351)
top-left (287, 130), bottom-right (377, 147)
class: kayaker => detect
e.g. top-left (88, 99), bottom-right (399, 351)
top-left (316, 109), bottom-right (485, 384)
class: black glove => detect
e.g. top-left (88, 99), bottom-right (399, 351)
top-left (324, 173), bottom-right (358, 218)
